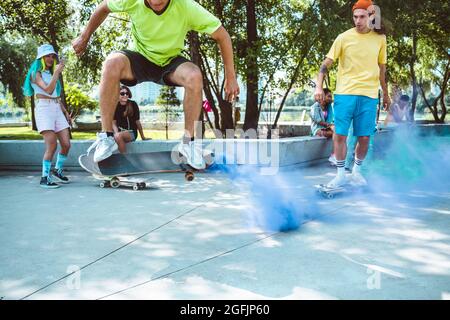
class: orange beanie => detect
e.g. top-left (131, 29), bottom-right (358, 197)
top-left (352, 0), bottom-right (373, 11)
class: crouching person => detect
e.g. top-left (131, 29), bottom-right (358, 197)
top-left (310, 88), bottom-right (336, 165)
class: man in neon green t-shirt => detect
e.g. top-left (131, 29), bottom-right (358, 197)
top-left (73, 0), bottom-right (240, 169)
top-left (314, 0), bottom-right (390, 188)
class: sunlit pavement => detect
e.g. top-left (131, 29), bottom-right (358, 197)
top-left (0, 164), bottom-right (449, 300)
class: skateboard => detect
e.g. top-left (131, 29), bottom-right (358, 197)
top-left (79, 151), bottom-right (213, 189)
top-left (315, 183), bottom-right (367, 199)
top-left (92, 174), bottom-right (149, 190)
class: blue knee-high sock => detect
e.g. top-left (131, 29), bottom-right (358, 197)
top-left (42, 160), bottom-right (51, 177)
top-left (55, 153), bottom-right (67, 173)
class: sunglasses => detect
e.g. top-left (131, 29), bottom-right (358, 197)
top-left (120, 92), bottom-right (129, 96)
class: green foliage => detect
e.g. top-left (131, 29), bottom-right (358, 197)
top-left (285, 89), bottom-right (315, 107)
top-left (64, 83), bottom-right (98, 121)
top-left (0, 35), bottom-right (38, 108)
top-left (66, 1), bottom-right (130, 89)
top-left (155, 86), bottom-right (181, 140)
top-left (156, 86), bottom-right (181, 107)
top-left (0, 0), bottom-right (73, 48)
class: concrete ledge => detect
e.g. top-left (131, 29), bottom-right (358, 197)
top-left (0, 124), bottom-right (447, 171)
top-left (0, 137), bottom-right (335, 171)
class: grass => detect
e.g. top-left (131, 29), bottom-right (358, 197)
top-left (0, 127), bottom-right (216, 140)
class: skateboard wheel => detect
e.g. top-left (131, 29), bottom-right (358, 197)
top-left (111, 178), bottom-right (120, 188)
top-left (327, 194), bottom-right (334, 199)
top-left (139, 182), bottom-right (146, 189)
top-left (185, 172), bottom-right (194, 181)
top-left (100, 182), bottom-right (107, 188)
top-left (133, 184), bottom-right (139, 191)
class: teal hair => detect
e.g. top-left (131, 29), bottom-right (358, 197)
top-left (23, 58), bottom-right (61, 97)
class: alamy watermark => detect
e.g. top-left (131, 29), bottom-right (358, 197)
top-left (66, 265), bottom-right (81, 290)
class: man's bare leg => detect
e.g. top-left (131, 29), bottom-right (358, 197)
top-left (333, 134), bottom-right (347, 161)
top-left (89, 53), bottom-right (135, 162)
top-left (355, 136), bottom-right (370, 160)
top-left (99, 53), bottom-right (135, 132)
top-left (165, 62), bottom-right (205, 169)
top-left (165, 62), bottom-right (203, 138)
top-left (353, 136), bottom-right (370, 178)
top-left (327, 133), bottom-right (349, 187)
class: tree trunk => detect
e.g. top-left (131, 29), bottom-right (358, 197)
top-left (272, 58), bottom-right (303, 129)
top-left (199, 44), bottom-right (234, 135)
top-left (272, 37), bottom-right (317, 129)
top-left (188, 31), bottom-right (206, 137)
top-left (409, 33), bottom-right (418, 121)
top-left (31, 95), bottom-right (37, 131)
top-left (219, 100), bottom-right (234, 134)
top-left (166, 106), bottom-right (169, 140)
top-left (438, 62), bottom-right (449, 123)
top-left (243, 0), bottom-right (259, 132)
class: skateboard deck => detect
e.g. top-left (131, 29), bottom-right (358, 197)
top-left (315, 183), bottom-right (367, 199)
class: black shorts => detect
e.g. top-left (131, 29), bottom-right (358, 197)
top-left (117, 50), bottom-right (190, 87)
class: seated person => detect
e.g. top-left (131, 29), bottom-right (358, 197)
top-left (310, 88), bottom-right (336, 164)
top-left (384, 94), bottom-right (412, 126)
top-left (113, 85), bottom-right (149, 153)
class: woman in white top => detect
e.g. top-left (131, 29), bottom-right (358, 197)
top-left (23, 44), bottom-right (71, 188)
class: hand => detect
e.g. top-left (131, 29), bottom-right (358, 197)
top-left (314, 87), bottom-right (324, 103)
top-left (382, 92), bottom-right (391, 111)
top-left (72, 35), bottom-right (89, 57)
top-left (224, 76), bottom-right (240, 103)
top-left (55, 60), bottom-right (65, 74)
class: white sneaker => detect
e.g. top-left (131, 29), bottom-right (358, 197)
top-left (177, 141), bottom-right (206, 170)
top-left (89, 132), bottom-right (118, 162)
top-left (351, 170), bottom-right (367, 187)
top-left (326, 174), bottom-right (348, 188)
top-left (328, 155), bottom-right (337, 166)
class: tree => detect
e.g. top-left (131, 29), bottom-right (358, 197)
top-left (271, 0), bottom-right (350, 131)
top-left (155, 86), bottom-right (181, 140)
top-left (64, 83), bottom-right (98, 123)
top-left (65, 0), bottom-right (130, 90)
top-left (0, 0), bottom-right (73, 107)
top-left (378, 0), bottom-right (450, 121)
top-left (0, 35), bottom-right (37, 109)
top-left (242, 0), bottom-right (258, 131)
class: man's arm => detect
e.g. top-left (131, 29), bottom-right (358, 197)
top-left (379, 63), bottom-right (390, 111)
top-left (314, 58), bottom-right (334, 103)
top-left (72, 0), bottom-right (111, 57)
top-left (210, 26), bottom-right (240, 102)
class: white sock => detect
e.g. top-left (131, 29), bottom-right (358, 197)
top-left (353, 157), bottom-right (363, 173)
top-left (337, 166), bottom-right (345, 177)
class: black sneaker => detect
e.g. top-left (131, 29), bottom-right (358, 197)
top-left (40, 176), bottom-right (60, 189)
top-left (51, 169), bottom-right (70, 184)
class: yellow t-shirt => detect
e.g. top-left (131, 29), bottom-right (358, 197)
top-left (326, 28), bottom-right (387, 99)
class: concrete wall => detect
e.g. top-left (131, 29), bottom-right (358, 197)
top-left (0, 124), bottom-right (448, 171)
top-left (0, 136), bottom-right (334, 171)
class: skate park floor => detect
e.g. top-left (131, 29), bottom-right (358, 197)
top-left (0, 163), bottom-right (449, 300)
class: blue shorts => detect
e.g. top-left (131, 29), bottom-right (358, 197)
top-left (334, 94), bottom-right (378, 137)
